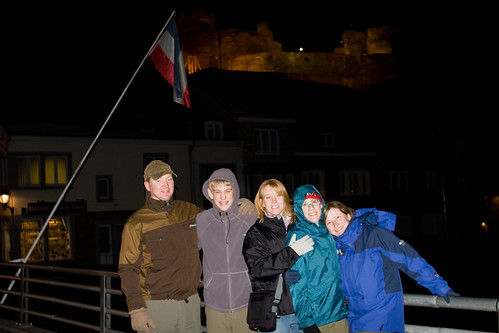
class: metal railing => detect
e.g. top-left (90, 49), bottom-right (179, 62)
top-left (0, 262), bottom-right (497, 333)
top-left (0, 262), bottom-right (129, 333)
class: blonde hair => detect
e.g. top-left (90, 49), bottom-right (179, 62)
top-left (254, 179), bottom-right (296, 224)
top-left (209, 179), bottom-right (231, 191)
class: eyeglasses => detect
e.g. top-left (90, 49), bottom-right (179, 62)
top-left (302, 199), bottom-right (321, 208)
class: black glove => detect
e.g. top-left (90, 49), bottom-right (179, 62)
top-left (303, 324), bottom-right (321, 333)
top-left (284, 270), bottom-right (301, 286)
top-left (442, 290), bottom-right (460, 304)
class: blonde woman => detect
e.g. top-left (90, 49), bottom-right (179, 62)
top-left (243, 179), bottom-right (314, 333)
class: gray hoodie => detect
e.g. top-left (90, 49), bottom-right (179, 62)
top-left (196, 168), bottom-right (257, 312)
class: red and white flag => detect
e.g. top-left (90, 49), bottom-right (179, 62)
top-left (149, 16), bottom-right (191, 108)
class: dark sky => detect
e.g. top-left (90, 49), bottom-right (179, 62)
top-left (2, 3), bottom-right (494, 127)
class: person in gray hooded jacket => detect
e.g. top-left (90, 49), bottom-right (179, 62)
top-left (196, 168), bottom-right (257, 333)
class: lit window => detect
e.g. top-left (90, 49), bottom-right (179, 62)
top-left (17, 156), bottom-right (41, 186)
top-left (20, 218), bottom-right (71, 261)
top-left (16, 154), bottom-right (70, 188)
top-left (45, 156), bottom-right (68, 185)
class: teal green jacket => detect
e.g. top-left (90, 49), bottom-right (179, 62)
top-left (286, 184), bottom-right (347, 329)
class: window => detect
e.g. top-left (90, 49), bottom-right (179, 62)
top-left (44, 156), bottom-right (68, 185)
top-left (96, 175), bottom-right (113, 202)
top-left (17, 156), bottom-right (40, 186)
top-left (205, 121), bottom-right (224, 140)
top-left (143, 154), bottom-right (170, 169)
top-left (387, 171), bottom-right (408, 192)
top-left (16, 154), bottom-right (70, 188)
top-left (319, 132), bottom-right (334, 147)
top-left (247, 173), bottom-right (295, 199)
top-left (340, 170), bottom-right (371, 196)
top-left (253, 128), bottom-right (279, 155)
top-left (301, 171), bottom-right (325, 195)
top-left (98, 225), bottom-right (112, 254)
top-left (423, 170), bottom-right (436, 191)
top-left (20, 217), bottom-right (71, 262)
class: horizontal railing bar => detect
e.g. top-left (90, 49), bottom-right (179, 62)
top-left (404, 294), bottom-right (499, 312)
top-left (405, 324), bottom-right (494, 333)
top-left (25, 293), bottom-right (100, 311)
top-left (0, 274), bottom-right (20, 281)
top-left (105, 308), bottom-right (129, 318)
top-left (23, 309), bottom-right (101, 332)
top-left (0, 288), bottom-right (20, 297)
top-left (24, 277), bottom-right (101, 292)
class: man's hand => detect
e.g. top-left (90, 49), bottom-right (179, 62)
top-left (129, 307), bottom-right (157, 333)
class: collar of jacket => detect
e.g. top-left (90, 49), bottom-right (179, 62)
top-left (211, 204), bottom-right (238, 221)
top-left (335, 216), bottom-right (362, 247)
top-left (145, 191), bottom-right (175, 215)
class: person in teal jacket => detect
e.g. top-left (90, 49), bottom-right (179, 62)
top-left (286, 185), bottom-right (347, 333)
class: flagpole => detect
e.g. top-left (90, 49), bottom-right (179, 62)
top-left (1, 10), bottom-right (177, 305)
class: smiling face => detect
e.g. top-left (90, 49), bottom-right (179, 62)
top-left (260, 184), bottom-right (285, 217)
top-left (144, 173), bottom-right (175, 201)
top-left (324, 207), bottom-right (351, 236)
top-left (301, 199), bottom-right (323, 223)
top-left (208, 182), bottom-right (234, 212)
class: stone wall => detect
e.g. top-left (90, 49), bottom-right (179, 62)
top-left (178, 11), bottom-right (397, 91)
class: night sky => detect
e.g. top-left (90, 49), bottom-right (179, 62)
top-left (2, 3), bottom-right (494, 127)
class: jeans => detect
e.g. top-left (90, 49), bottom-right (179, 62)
top-left (265, 313), bottom-right (302, 333)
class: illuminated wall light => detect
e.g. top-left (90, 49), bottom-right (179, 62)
top-left (480, 221), bottom-right (489, 236)
top-left (299, 47), bottom-right (304, 52)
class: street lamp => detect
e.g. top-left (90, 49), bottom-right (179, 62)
top-left (0, 192), bottom-right (14, 214)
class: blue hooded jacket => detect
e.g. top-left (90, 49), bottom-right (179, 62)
top-left (286, 185), bottom-right (347, 329)
top-left (335, 208), bottom-right (452, 332)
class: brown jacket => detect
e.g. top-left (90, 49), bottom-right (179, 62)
top-left (118, 194), bottom-right (203, 311)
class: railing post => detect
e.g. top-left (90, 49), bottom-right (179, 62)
top-left (18, 265), bottom-right (32, 328)
top-left (105, 275), bottom-right (113, 333)
top-left (100, 274), bottom-right (105, 333)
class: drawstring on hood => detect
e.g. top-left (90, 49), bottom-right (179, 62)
top-left (219, 211), bottom-right (231, 244)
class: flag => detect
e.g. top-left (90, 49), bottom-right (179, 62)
top-left (149, 16), bottom-right (191, 108)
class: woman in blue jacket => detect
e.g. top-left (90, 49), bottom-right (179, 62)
top-left (324, 200), bottom-right (459, 333)
top-left (286, 185), bottom-right (347, 333)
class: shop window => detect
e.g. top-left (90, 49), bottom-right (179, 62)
top-left (20, 218), bottom-right (71, 262)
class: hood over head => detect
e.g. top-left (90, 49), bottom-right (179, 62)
top-left (202, 168), bottom-right (240, 212)
top-left (293, 184), bottom-right (325, 223)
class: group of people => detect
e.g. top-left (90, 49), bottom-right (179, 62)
top-left (118, 160), bottom-right (459, 333)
